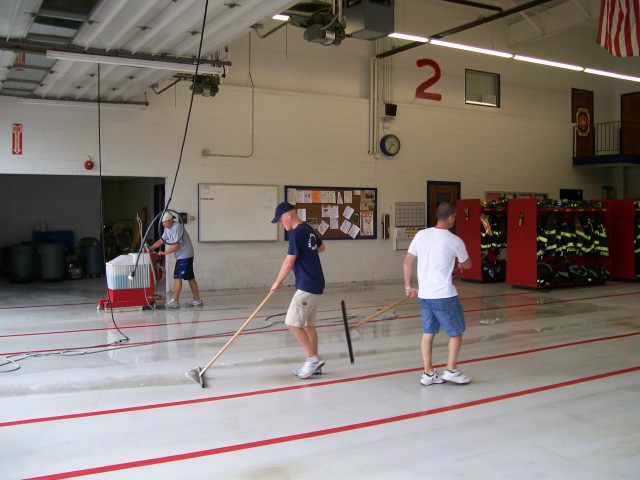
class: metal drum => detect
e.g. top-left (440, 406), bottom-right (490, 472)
top-left (10, 244), bottom-right (35, 283)
top-left (38, 243), bottom-right (65, 281)
top-left (79, 237), bottom-right (104, 277)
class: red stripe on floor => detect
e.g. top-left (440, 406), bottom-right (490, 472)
top-left (23, 365), bottom-right (640, 480)
top-left (3, 331), bottom-right (638, 428)
top-left (4, 289), bottom-right (639, 339)
top-left (0, 302), bottom-right (96, 310)
top-left (3, 289), bottom-right (639, 352)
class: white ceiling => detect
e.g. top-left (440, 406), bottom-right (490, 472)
top-left (0, 0), bottom-right (298, 104)
top-left (0, 0), bottom-right (605, 105)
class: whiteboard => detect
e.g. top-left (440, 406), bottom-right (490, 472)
top-left (198, 184), bottom-right (279, 242)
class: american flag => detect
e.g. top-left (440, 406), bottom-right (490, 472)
top-left (597, 0), bottom-right (640, 57)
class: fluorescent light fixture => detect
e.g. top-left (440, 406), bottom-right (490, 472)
top-left (272, 14), bottom-right (289, 21)
top-left (381, 34), bottom-right (639, 84)
top-left (514, 55), bottom-right (583, 71)
top-left (46, 50), bottom-right (225, 75)
top-left (18, 98), bottom-right (147, 109)
top-left (389, 32), bottom-right (429, 43)
top-left (584, 68), bottom-right (640, 83)
top-left (430, 39), bottom-right (513, 58)
top-left (466, 101), bottom-right (499, 107)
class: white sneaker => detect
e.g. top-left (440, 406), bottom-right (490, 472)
top-left (296, 359), bottom-right (325, 379)
top-left (420, 371), bottom-right (444, 386)
top-left (186, 298), bottom-right (203, 307)
top-left (293, 365), bottom-right (323, 376)
top-left (165, 298), bottom-right (180, 309)
top-left (442, 369), bottom-right (471, 384)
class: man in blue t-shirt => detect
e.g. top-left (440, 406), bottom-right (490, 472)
top-left (271, 202), bottom-right (326, 379)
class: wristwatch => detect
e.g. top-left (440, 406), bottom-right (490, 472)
top-left (405, 286), bottom-right (412, 290)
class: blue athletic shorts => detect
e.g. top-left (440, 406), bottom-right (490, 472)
top-left (419, 296), bottom-right (465, 336)
top-left (173, 257), bottom-right (195, 280)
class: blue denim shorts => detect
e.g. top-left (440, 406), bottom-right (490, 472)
top-left (419, 296), bottom-right (465, 336)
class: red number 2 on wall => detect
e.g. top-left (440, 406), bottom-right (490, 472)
top-left (415, 58), bottom-right (442, 101)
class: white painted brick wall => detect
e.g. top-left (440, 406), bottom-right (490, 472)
top-left (2, 24), bottom-right (636, 289)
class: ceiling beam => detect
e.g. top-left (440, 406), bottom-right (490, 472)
top-left (507, 0), bottom-right (600, 47)
top-left (440, 0), bottom-right (503, 13)
top-left (376, 0), bottom-right (555, 59)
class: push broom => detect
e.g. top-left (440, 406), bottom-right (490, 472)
top-left (351, 296), bottom-right (408, 330)
top-left (186, 290), bottom-right (274, 388)
top-left (341, 300), bottom-right (355, 364)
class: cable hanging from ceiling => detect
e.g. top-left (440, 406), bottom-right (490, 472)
top-left (105, 0), bottom-right (213, 314)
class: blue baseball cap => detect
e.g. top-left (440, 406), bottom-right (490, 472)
top-left (271, 202), bottom-right (295, 223)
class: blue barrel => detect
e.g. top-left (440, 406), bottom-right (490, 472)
top-left (10, 244), bottom-right (35, 283)
top-left (38, 243), bottom-right (65, 280)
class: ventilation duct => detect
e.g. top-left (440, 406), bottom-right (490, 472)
top-left (281, 0), bottom-right (394, 46)
top-left (345, 0), bottom-right (394, 41)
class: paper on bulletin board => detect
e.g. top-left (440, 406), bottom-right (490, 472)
top-left (296, 190), bottom-right (313, 203)
top-left (343, 205), bottom-right (354, 219)
top-left (347, 224), bottom-right (360, 238)
top-left (322, 205), bottom-right (339, 219)
top-left (361, 190), bottom-right (376, 210)
top-left (297, 209), bottom-right (307, 221)
top-left (361, 210), bottom-right (374, 236)
top-left (321, 191), bottom-right (336, 203)
top-left (340, 219), bottom-right (352, 234)
top-left (287, 188), bottom-right (297, 204)
top-left (319, 220), bottom-right (329, 235)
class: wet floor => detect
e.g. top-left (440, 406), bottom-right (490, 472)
top-left (1, 277), bottom-right (639, 479)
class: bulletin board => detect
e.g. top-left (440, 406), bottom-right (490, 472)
top-left (284, 185), bottom-right (377, 240)
top-left (198, 184), bottom-right (278, 242)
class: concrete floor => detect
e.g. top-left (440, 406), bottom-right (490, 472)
top-left (1, 276), bottom-right (639, 479)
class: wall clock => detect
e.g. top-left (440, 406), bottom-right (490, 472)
top-left (380, 134), bottom-right (401, 156)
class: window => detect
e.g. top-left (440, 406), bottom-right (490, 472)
top-left (465, 69), bottom-right (500, 107)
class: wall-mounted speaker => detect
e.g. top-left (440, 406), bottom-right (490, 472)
top-left (384, 103), bottom-right (397, 117)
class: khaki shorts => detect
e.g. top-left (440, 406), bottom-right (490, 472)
top-left (284, 290), bottom-right (319, 328)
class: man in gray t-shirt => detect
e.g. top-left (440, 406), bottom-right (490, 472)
top-left (150, 212), bottom-right (202, 308)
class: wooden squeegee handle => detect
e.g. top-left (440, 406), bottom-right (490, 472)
top-left (201, 290), bottom-right (275, 374)
top-left (351, 296), bottom-right (408, 329)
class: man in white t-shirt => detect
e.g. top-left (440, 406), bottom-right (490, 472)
top-left (403, 202), bottom-right (472, 386)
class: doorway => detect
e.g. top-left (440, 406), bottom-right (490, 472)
top-left (426, 181), bottom-right (461, 228)
top-left (0, 174), bottom-right (163, 284)
top-left (621, 91), bottom-right (640, 155)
